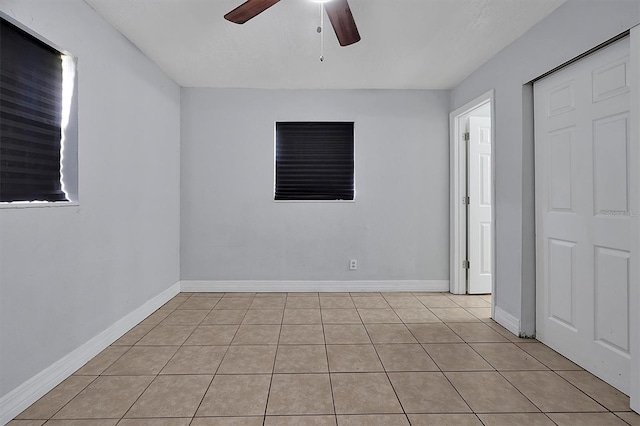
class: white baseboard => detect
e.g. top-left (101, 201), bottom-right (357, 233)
top-left (0, 282), bottom-right (180, 426)
top-left (180, 280), bottom-right (450, 293)
top-left (494, 305), bottom-right (521, 337)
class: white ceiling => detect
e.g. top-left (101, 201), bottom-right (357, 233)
top-left (84, 0), bottom-right (566, 89)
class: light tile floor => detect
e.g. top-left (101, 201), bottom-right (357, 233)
top-left (10, 292), bottom-right (640, 425)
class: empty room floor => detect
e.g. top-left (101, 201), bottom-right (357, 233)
top-left (9, 292), bottom-right (640, 426)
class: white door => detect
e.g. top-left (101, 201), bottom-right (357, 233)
top-left (535, 37), bottom-right (633, 393)
top-left (468, 116), bottom-right (492, 294)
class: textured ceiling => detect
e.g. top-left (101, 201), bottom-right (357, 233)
top-left (84, 0), bottom-right (566, 89)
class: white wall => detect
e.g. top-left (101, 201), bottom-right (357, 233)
top-left (451, 0), bottom-right (640, 335)
top-left (0, 0), bottom-right (181, 399)
top-left (181, 89), bottom-right (449, 284)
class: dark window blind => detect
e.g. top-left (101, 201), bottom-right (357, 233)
top-left (0, 18), bottom-right (66, 202)
top-left (275, 122), bottom-right (354, 201)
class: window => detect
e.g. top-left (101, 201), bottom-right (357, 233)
top-left (275, 122), bottom-right (354, 201)
top-left (0, 17), bottom-right (77, 203)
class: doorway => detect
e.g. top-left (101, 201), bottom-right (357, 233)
top-left (450, 91), bottom-right (495, 301)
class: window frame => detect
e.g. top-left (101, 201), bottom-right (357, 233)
top-left (273, 121), bottom-right (356, 203)
top-left (0, 13), bottom-right (78, 209)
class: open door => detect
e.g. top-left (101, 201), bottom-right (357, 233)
top-left (467, 117), bottom-right (492, 294)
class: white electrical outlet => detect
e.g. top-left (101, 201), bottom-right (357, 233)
top-left (349, 259), bottom-right (357, 270)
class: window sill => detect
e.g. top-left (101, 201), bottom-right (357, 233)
top-left (0, 201), bottom-right (79, 210)
top-left (273, 199), bottom-right (356, 203)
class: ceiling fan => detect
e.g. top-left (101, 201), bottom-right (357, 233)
top-left (224, 0), bottom-right (361, 47)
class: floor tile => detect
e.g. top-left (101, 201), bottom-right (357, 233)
top-left (118, 419), bottom-right (191, 425)
top-left (288, 292), bottom-right (319, 297)
top-left (202, 309), bottom-right (247, 324)
top-left (103, 346), bottom-right (177, 375)
top-left (177, 297), bottom-right (220, 310)
top-left (191, 418), bottom-right (264, 426)
top-left (352, 297), bottom-right (389, 309)
top-left (250, 297), bottom-right (286, 310)
top-left (242, 309), bottom-right (284, 324)
top-left (274, 345), bottom-right (329, 373)
top-left (337, 414), bottom-right (409, 425)
top-left (331, 373), bottom-right (403, 414)
top-left (160, 345), bottom-right (227, 374)
top-left (161, 297), bottom-right (189, 310)
top-left (320, 297), bottom-right (355, 309)
top-left (161, 309), bottom-right (209, 325)
top-left (279, 325), bottom-right (325, 344)
top-left (364, 324), bottom-right (417, 343)
top-left (7, 420), bottom-right (46, 425)
top-left (383, 297), bottom-right (425, 309)
top-left (267, 374), bottom-right (334, 415)
top-left (357, 309), bottom-right (401, 324)
top-left (516, 343), bottom-right (582, 370)
top-left (407, 324), bottom-right (463, 343)
top-left (135, 325), bottom-right (196, 346)
top-left (388, 372), bottom-right (471, 414)
top-left (430, 308), bottom-right (480, 322)
top-left (214, 298), bottom-right (254, 310)
top-left (53, 376), bottom-right (153, 419)
top-left (351, 292), bottom-right (381, 297)
top-left (286, 297), bottom-right (321, 309)
top-left (485, 322), bottom-right (533, 342)
top-left (393, 309), bottom-right (440, 323)
top-left (324, 325), bottom-right (371, 344)
top-left (265, 416), bottom-right (336, 425)
top-left (326, 345), bottom-right (383, 372)
top-left (445, 372), bottom-right (539, 413)
top-left (44, 421), bottom-right (118, 426)
top-left (556, 370), bottom-right (630, 411)
top-left (188, 292), bottom-right (225, 297)
top-left (464, 307), bottom-right (492, 321)
top-left (320, 293), bottom-right (351, 297)
top-left (255, 293), bottom-right (287, 298)
top-left (113, 324), bottom-right (154, 346)
top-left (615, 411), bottom-right (640, 425)
top-left (222, 292), bottom-right (256, 298)
top-left (415, 295), bottom-right (459, 308)
top-left (469, 343), bottom-right (548, 370)
top-left (184, 325), bottom-right (238, 345)
top-left (126, 375), bottom-right (211, 418)
top-left (477, 413), bottom-right (554, 425)
top-left (502, 371), bottom-right (607, 412)
top-left (283, 309), bottom-right (322, 324)
top-left (16, 375), bottom-right (96, 419)
top-left (408, 414), bottom-right (482, 425)
top-left (231, 324), bottom-right (281, 345)
top-left (74, 346), bottom-right (129, 375)
top-left (546, 413), bottom-right (628, 425)
top-left (217, 345), bottom-right (277, 374)
top-left (374, 344), bottom-right (438, 372)
top-left (322, 309), bottom-right (362, 324)
top-left (196, 374), bottom-right (271, 416)
top-left (446, 323), bottom-right (509, 342)
top-left (140, 309), bottom-right (172, 326)
top-left (423, 344), bottom-right (493, 371)
top-left (446, 295), bottom-right (491, 308)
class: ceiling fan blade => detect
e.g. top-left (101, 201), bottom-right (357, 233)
top-left (224, 0), bottom-right (281, 24)
top-left (324, 0), bottom-right (361, 46)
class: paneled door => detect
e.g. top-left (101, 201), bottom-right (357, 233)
top-left (468, 116), bottom-right (492, 294)
top-left (535, 36), bottom-right (633, 393)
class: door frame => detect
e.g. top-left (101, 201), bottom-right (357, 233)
top-left (449, 90), bottom-right (495, 305)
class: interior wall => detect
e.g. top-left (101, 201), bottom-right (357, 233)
top-left (181, 88), bottom-right (449, 283)
top-left (450, 0), bottom-right (640, 335)
top-left (0, 0), bottom-right (181, 399)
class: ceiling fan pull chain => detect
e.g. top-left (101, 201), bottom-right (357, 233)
top-left (319, 3), bottom-right (324, 62)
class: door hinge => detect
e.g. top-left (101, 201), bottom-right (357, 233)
top-left (463, 132), bottom-right (470, 141)
top-left (462, 196), bottom-right (470, 205)
top-left (462, 260), bottom-right (470, 269)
